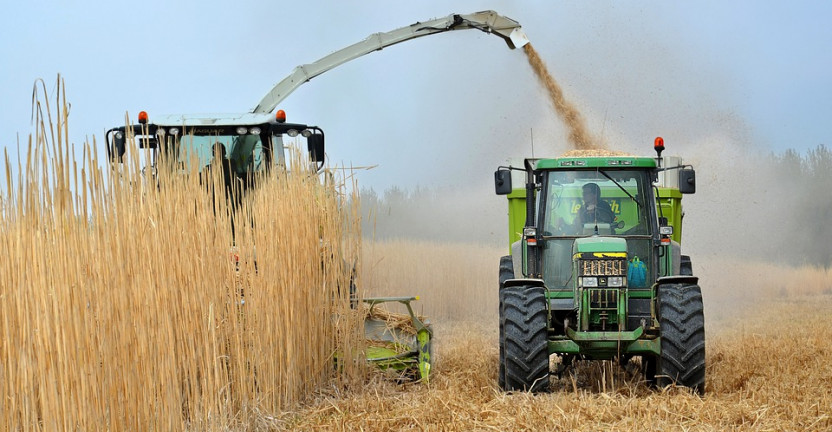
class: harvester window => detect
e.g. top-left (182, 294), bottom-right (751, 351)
top-left (177, 133), bottom-right (265, 174)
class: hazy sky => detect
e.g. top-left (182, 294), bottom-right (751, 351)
top-left (2, 1), bottom-right (830, 190)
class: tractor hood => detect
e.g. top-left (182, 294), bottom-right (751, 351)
top-left (572, 237), bottom-right (627, 255)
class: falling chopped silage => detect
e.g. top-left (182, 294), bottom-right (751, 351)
top-left (560, 149), bottom-right (636, 157)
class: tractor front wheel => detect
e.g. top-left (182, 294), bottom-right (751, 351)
top-left (498, 256), bottom-right (514, 389)
top-left (656, 282), bottom-right (706, 394)
top-left (501, 285), bottom-right (549, 392)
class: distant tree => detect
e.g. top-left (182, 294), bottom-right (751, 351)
top-left (769, 144), bottom-right (832, 267)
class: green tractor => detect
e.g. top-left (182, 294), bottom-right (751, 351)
top-left (494, 139), bottom-right (704, 394)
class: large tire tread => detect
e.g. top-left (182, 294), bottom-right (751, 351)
top-left (501, 286), bottom-right (550, 392)
top-left (498, 256), bottom-right (513, 389)
top-left (657, 283), bottom-right (706, 394)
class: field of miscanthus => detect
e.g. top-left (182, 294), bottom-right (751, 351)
top-left (0, 81), bottom-right (364, 429)
top-left (3, 82), bottom-right (832, 430)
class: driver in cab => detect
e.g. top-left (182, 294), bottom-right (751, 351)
top-left (557, 182), bottom-right (615, 234)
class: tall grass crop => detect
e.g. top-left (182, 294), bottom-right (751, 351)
top-left (0, 77), bottom-right (363, 429)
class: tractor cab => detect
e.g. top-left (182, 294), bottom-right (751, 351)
top-left (105, 110), bottom-right (325, 181)
top-left (536, 165), bottom-right (658, 289)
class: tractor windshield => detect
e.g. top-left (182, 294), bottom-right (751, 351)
top-left (541, 168), bottom-right (655, 290)
top-left (177, 133), bottom-right (266, 175)
top-left (543, 169), bottom-right (652, 237)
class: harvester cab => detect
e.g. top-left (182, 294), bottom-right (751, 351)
top-left (105, 110), bottom-right (325, 183)
top-left (494, 141), bottom-right (705, 394)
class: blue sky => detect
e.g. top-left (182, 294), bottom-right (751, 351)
top-left (1, 1), bottom-right (830, 190)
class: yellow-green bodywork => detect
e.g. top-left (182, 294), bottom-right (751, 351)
top-left (504, 157), bottom-right (685, 249)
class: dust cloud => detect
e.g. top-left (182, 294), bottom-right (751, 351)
top-left (357, 21), bottom-right (831, 326)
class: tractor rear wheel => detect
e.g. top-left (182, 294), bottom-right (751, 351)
top-left (656, 282), bottom-right (706, 394)
top-left (498, 256), bottom-right (514, 389)
top-left (501, 285), bottom-right (549, 392)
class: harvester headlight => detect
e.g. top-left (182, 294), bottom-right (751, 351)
top-left (608, 276), bottom-right (624, 287)
top-left (660, 226), bottom-right (674, 236)
top-left (287, 129), bottom-right (299, 137)
top-left (169, 128), bottom-right (179, 135)
top-left (249, 127), bottom-right (261, 135)
top-left (582, 277), bottom-right (598, 287)
top-left (236, 127), bottom-right (248, 135)
top-left (115, 131), bottom-right (124, 139)
top-left (301, 129), bottom-right (312, 137)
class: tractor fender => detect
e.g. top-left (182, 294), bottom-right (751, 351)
top-left (671, 240), bottom-right (682, 275)
top-left (502, 278), bottom-right (545, 289)
top-left (656, 275), bottom-right (699, 286)
top-left (510, 240), bottom-right (523, 277)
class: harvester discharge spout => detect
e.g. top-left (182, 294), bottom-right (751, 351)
top-left (450, 11), bottom-right (531, 50)
top-left (252, 10), bottom-right (529, 114)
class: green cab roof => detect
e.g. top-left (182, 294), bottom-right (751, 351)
top-left (536, 156), bottom-right (657, 170)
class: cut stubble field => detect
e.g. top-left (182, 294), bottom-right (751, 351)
top-left (275, 241), bottom-right (832, 431)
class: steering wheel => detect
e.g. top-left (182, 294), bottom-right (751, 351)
top-left (583, 206), bottom-right (615, 225)
top-left (596, 206), bottom-right (615, 224)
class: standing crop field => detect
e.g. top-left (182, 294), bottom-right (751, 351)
top-left (0, 82), bottom-right (364, 430)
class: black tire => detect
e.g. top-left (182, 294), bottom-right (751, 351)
top-left (656, 283), bottom-right (706, 394)
top-left (501, 286), bottom-right (550, 392)
top-left (680, 255), bottom-right (693, 276)
top-left (498, 256), bottom-right (513, 389)
top-left (499, 255), bottom-right (514, 288)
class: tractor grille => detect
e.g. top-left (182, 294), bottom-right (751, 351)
top-left (589, 288), bottom-right (619, 309)
top-left (579, 259), bottom-right (626, 277)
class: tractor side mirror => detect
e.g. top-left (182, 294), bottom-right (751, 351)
top-left (110, 131), bottom-right (126, 163)
top-left (307, 134), bottom-right (325, 163)
top-left (494, 169), bottom-right (512, 195)
top-left (679, 168), bottom-right (696, 194)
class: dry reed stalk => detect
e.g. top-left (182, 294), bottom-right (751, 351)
top-left (0, 76), bottom-right (364, 430)
top-left (363, 304), bottom-right (426, 336)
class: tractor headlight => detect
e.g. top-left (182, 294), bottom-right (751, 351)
top-left (236, 127), bottom-right (248, 135)
top-left (608, 276), bottom-right (625, 287)
top-left (582, 277), bottom-right (598, 287)
top-left (249, 127), bottom-right (261, 135)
